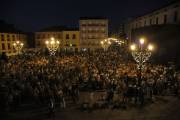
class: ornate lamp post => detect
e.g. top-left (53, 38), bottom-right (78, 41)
top-left (100, 39), bottom-right (111, 51)
top-left (13, 41), bottom-right (24, 55)
top-left (45, 37), bottom-right (60, 55)
top-left (130, 38), bottom-right (154, 86)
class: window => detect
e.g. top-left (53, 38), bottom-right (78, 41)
top-left (72, 34), bottom-right (76, 39)
top-left (7, 34), bottom-right (10, 41)
top-left (82, 27), bottom-right (86, 31)
top-left (37, 40), bottom-right (40, 46)
top-left (2, 43), bottom-right (5, 50)
top-left (36, 34), bottom-right (40, 39)
top-left (66, 34), bottom-right (69, 39)
top-left (139, 21), bottom-right (142, 27)
top-left (88, 21), bottom-right (92, 25)
top-left (174, 11), bottom-right (178, 22)
top-left (164, 15), bottom-right (167, 24)
top-left (88, 34), bottom-right (92, 39)
top-left (81, 24), bottom-right (86, 26)
top-left (1, 34), bottom-right (4, 41)
top-left (150, 19), bottom-right (152, 25)
top-left (58, 34), bottom-right (61, 39)
top-left (144, 20), bottom-right (146, 26)
top-left (8, 43), bottom-right (11, 49)
top-left (136, 23), bottom-right (138, 28)
top-left (12, 35), bottom-right (15, 41)
top-left (156, 17), bottom-right (159, 24)
top-left (42, 34), bottom-right (45, 39)
top-left (39, 34), bottom-right (42, 39)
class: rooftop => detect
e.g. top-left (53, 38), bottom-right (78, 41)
top-left (133, 0), bottom-right (180, 20)
top-left (80, 17), bottom-right (107, 20)
top-left (0, 20), bottom-right (23, 34)
top-left (38, 26), bottom-right (79, 32)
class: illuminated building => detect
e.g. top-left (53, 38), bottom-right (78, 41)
top-left (125, 1), bottom-right (180, 41)
top-left (0, 21), bottom-right (27, 56)
top-left (79, 17), bottom-right (108, 51)
top-left (124, 1), bottom-right (180, 64)
top-left (35, 26), bottom-right (80, 51)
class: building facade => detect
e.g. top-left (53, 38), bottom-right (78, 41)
top-left (62, 30), bottom-right (80, 52)
top-left (35, 27), bottom-right (80, 51)
top-left (79, 17), bottom-right (108, 51)
top-left (0, 20), bottom-right (27, 56)
top-left (35, 31), bottom-right (62, 48)
top-left (125, 1), bottom-right (180, 41)
top-left (0, 33), bottom-right (27, 56)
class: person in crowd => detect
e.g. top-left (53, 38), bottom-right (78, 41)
top-left (0, 48), bottom-right (178, 112)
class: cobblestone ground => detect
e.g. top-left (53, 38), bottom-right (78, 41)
top-left (1, 96), bottom-right (180, 120)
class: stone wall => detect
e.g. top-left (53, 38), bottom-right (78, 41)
top-left (131, 24), bottom-right (180, 67)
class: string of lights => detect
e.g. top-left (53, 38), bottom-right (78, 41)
top-left (13, 41), bottom-right (24, 55)
top-left (45, 37), bottom-right (60, 56)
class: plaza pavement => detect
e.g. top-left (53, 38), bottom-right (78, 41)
top-left (1, 95), bottom-right (180, 120)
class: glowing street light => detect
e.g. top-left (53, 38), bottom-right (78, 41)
top-left (100, 39), bottom-right (111, 51)
top-left (130, 44), bottom-right (136, 51)
top-left (139, 38), bottom-right (145, 45)
top-left (101, 41), bottom-right (104, 45)
top-left (130, 38), bottom-right (154, 86)
top-left (45, 37), bottom-right (60, 55)
top-left (13, 40), bottom-right (24, 55)
top-left (148, 44), bottom-right (154, 51)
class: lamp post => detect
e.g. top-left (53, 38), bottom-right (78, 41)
top-left (100, 39), bottom-right (111, 51)
top-left (45, 37), bottom-right (60, 56)
top-left (13, 41), bottom-right (24, 55)
top-left (130, 38), bottom-right (154, 86)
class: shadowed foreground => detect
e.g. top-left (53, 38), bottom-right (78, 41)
top-left (1, 96), bottom-right (180, 120)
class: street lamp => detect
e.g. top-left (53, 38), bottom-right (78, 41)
top-left (45, 37), bottom-right (60, 55)
top-left (13, 40), bottom-right (24, 55)
top-left (100, 39), bottom-right (111, 51)
top-left (139, 38), bottom-right (145, 45)
top-left (130, 38), bottom-right (154, 86)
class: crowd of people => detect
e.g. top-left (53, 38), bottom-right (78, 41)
top-left (0, 48), bottom-right (179, 114)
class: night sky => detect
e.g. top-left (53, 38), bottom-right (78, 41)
top-left (0, 0), bottom-right (173, 32)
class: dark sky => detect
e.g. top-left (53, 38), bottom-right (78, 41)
top-left (0, 0), bottom-right (173, 32)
